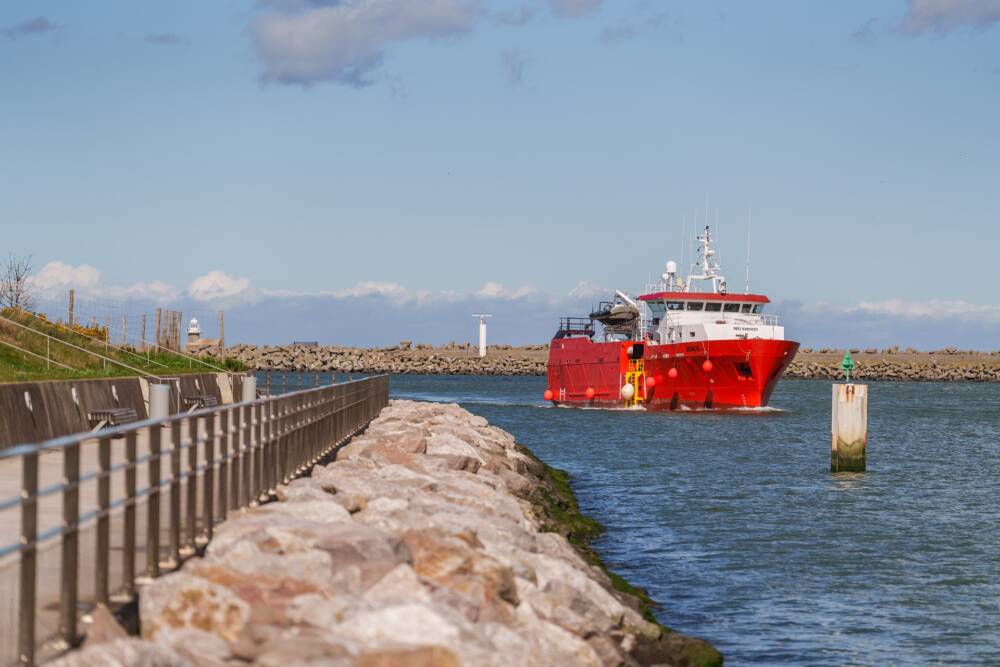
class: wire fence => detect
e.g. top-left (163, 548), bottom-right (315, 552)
top-left (31, 292), bottom-right (228, 353)
top-left (0, 375), bottom-right (390, 666)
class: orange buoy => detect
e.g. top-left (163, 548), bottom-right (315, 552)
top-left (585, 387), bottom-right (596, 400)
top-left (645, 376), bottom-right (656, 389)
top-left (667, 367), bottom-right (679, 379)
top-left (543, 389), bottom-right (554, 401)
top-left (702, 359), bottom-right (714, 373)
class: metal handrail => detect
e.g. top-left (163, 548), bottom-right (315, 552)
top-left (0, 313), bottom-right (161, 380)
top-left (141, 339), bottom-right (229, 373)
top-left (0, 339), bottom-right (78, 372)
top-left (0, 375), bottom-right (390, 667)
top-left (17, 313), bottom-right (172, 371)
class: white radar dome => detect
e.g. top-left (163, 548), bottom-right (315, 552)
top-left (666, 260), bottom-right (678, 274)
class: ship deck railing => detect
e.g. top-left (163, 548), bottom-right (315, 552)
top-left (555, 317), bottom-right (595, 339)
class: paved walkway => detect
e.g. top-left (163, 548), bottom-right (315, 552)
top-left (0, 418), bottom-right (228, 664)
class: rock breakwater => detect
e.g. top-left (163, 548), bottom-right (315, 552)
top-left (56, 400), bottom-right (721, 667)
top-left (224, 343), bottom-right (1000, 382)
top-left (786, 353), bottom-right (1000, 383)
top-left (228, 343), bottom-right (547, 376)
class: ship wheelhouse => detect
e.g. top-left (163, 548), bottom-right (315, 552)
top-left (638, 292), bottom-right (782, 344)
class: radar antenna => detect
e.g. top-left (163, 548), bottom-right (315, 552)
top-left (685, 226), bottom-right (727, 294)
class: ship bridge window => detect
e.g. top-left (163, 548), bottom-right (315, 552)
top-left (752, 304), bottom-right (763, 314)
top-left (686, 302), bottom-right (704, 311)
top-left (665, 301), bottom-right (684, 311)
top-left (723, 303), bottom-right (740, 313)
top-left (741, 304), bottom-right (752, 313)
top-left (705, 302), bottom-right (723, 312)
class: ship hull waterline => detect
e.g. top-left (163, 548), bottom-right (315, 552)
top-left (546, 338), bottom-right (799, 410)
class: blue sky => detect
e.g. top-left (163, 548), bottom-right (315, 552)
top-left (2, 1), bottom-right (1000, 347)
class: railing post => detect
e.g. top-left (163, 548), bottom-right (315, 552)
top-left (241, 404), bottom-right (252, 508)
top-left (220, 409), bottom-right (231, 519)
top-left (146, 424), bottom-right (162, 579)
top-left (203, 412), bottom-right (215, 542)
top-left (185, 417), bottom-right (198, 552)
top-left (123, 430), bottom-right (137, 597)
top-left (19, 449), bottom-right (39, 666)
top-left (60, 441), bottom-right (80, 648)
top-left (254, 403), bottom-right (264, 503)
top-left (95, 436), bottom-right (111, 604)
top-left (229, 407), bottom-right (239, 512)
top-left (169, 421), bottom-right (182, 566)
top-left (264, 400), bottom-right (271, 494)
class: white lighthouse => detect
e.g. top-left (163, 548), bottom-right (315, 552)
top-left (187, 317), bottom-right (201, 346)
top-left (473, 315), bottom-right (492, 358)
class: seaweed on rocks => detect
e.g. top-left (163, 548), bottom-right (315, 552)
top-left (518, 445), bottom-right (724, 667)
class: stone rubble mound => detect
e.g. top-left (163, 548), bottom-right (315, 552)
top-left (785, 358), bottom-right (1000, 382)
top-left (53, 400), bottom-right (720, 667)
top-left (225, 344), bottom-right (547, 376)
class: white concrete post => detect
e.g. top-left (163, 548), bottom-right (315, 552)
top-left (149, 383), bottom-right (170, 421)
top-left (832, 383), bottom-right (868, 472)
top-left (474, 314), bottom-right (492, 359)
top-left (242, 375), bottom-right (257, 403)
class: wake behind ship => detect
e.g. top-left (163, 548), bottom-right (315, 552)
top-left (545, 226), bottom-right (799, 410)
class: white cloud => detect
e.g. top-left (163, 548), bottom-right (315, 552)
top-left (474, 281), bottom-right (540, 300)
top-left (332, 281), bottom-right (411, 303)
top-left (900, 0), bottom-right (1000, 33)
top-left (250, 0), bottom-right (481, 87)
top-left (549, 0), bottom-right (602, 19)
top-left (567, 280), bottom-right (607, 300)
top-left (109, 281), bottom-right (181, 302)
top-left (27, 261), bottom-right (182, 304)
top-left (187, 271), bottom-right (254, 302)
top-left (29, 261), bottom-right (102, 293)
top-left (852, 298), bottom-right (1000, 322)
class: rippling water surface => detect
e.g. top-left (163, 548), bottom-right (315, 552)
top-left (390, 375), bottom-right (1000, 666)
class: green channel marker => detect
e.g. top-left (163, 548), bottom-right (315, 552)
top-left (840, 350), bottom-right (856, 383)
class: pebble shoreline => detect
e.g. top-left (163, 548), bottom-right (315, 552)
top-left (225, 343), bottom-right (1000, 383)
top-left (55, 400), bottom-right (721, 667)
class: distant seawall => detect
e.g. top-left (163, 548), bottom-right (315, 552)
top-left (229, 343), bottom-right (1000, 383)
top-left (230, 343), bottom-right (547, 376)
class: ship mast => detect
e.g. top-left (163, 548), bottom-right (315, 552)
top-left (685, 226), bottom-right (727, 294)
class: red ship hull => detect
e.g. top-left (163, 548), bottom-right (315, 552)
top-left (546, 337), bottom-right (799, 410)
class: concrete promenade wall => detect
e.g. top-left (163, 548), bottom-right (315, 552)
top-left (0, 373), bottom-right (243, 449)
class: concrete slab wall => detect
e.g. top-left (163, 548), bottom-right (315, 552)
top-left (0, 373), bottom-right (249, 450)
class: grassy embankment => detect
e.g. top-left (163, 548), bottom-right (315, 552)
top-left (0, 309), bottom-right (245, 383)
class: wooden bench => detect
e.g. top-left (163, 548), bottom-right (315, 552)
top-left (88, 408), bottom-right (139, 434)
top-left (182, 395), bottom-right (218, 412)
